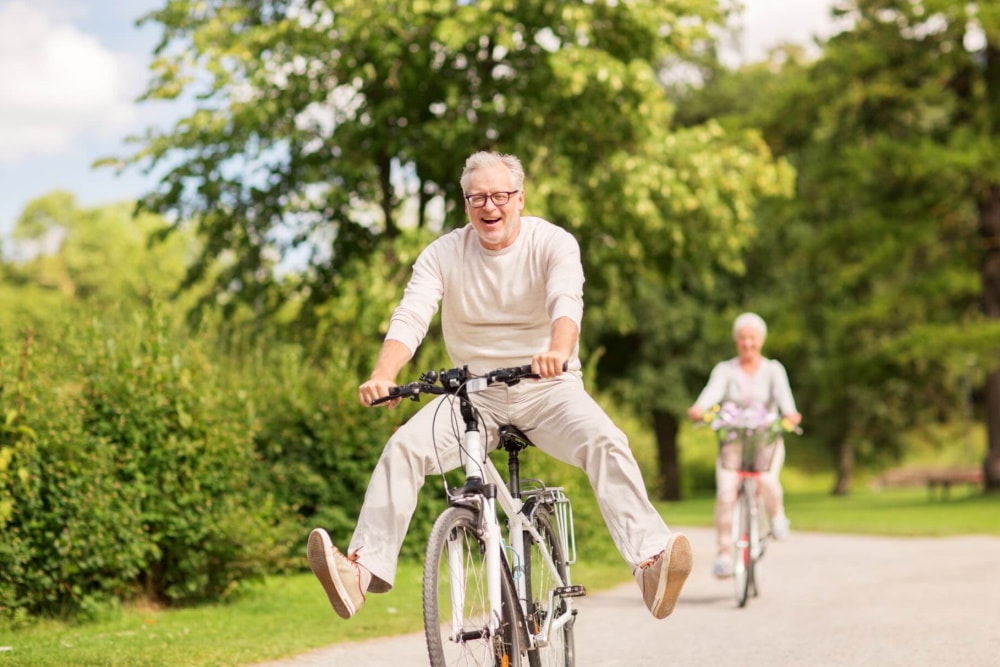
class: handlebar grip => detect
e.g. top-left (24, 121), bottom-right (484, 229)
top-left (517, 361), bottom-right (569, 374)
top-left (503, 361), bottom-right (569, 381)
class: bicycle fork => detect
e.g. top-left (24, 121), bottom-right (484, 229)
top-left (449, 405), bottom-right (506, 642)
top-left (445, 494), bottom-right (504, 642)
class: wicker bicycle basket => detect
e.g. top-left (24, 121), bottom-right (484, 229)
top-left (718, 426), bottom-right (780, 472)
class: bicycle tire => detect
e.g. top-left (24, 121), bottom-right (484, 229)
top-left (732, 486), bottom-right (753, 608)
top-left (424, 506), bottom-right (525, 667)
top-left (523, 503), bottom-right (575, 667)
top-left (750, 497), bottom-right (761, 600)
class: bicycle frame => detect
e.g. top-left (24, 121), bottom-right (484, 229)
top-left (729, 426), bottom-right (774, 607)
top-left (735, 471), bottom-right (767, 561)
top-left (700, 402), bottom-right (800, 609)
top-left (736, 431), bottom-right (774, 560)
top-left (488, 462), bottom-right (576, 644)
top-left (452, 382), bottom-right (577, 650)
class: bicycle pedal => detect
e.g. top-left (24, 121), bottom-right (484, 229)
top-left (555, 584), bottom-right (586, 598)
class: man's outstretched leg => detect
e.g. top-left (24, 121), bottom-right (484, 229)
top-left (308, 528), bottom-right (372, 619)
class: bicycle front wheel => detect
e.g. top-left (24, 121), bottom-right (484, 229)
top-left (524, 504), bottom-right (575, 667)
top-left (424, 506), bottom-right (524, 667)
top-left (732, 485), bottom-right (753, 608)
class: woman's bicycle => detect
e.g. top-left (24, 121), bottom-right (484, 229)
top-left (703, 402), bottom-right (800, 608)
top-left (373, 363), bottom-right (585, 667)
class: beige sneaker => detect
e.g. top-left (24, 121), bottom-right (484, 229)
top-left (308, 528), bottom-right (371, 619)
top-left (634, 533), bottom-right (693, 619)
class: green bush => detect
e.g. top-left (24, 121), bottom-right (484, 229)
top-left (246, 343), bottom-right (448, 564)
top-left (0, 326), bottom-right (150, 619)
top-left (0, 313), bottom-right (281, 620)
top-left (78, 315), bottom-right (278, 605)
top-left (0, 300), bottom-right (656, 623)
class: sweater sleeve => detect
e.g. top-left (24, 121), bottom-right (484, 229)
top-left (769, 360), bottom-right (799, 415)
top-left (383, 241), bottom-right (445, 354)
top-left (545, 227), bottom-right (584, 328)
top-left (693, 362), bottom-right (730, 410)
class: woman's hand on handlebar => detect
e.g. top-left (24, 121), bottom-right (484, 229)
top-left (359, 376), bottom-right (400, 408)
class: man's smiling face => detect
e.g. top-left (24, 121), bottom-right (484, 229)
top-left (464, 162), bottom-right (525, 250)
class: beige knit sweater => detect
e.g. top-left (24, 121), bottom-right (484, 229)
top-left (385, 216), bottom-right (584, 374)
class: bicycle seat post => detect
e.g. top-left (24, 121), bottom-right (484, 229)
top-left (507, 445), bottom-right (521, 500)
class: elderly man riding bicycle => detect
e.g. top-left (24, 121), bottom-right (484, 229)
top-left (307, 150), bottom-right (692, 622)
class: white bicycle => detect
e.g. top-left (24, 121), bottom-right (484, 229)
top-left (373, 364), bottom-right (584, 666)
top-left (703, 402), bottom-right (800, 608)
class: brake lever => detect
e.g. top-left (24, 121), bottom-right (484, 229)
top-left (370, 383), bottom-right (413, 406)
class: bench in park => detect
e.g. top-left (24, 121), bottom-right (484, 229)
top-left (873, 466), bottom-right (983, 499)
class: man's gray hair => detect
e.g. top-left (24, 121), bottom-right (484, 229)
top-left (733, 312), bottom-right (767, 340)
top-left (461, 151), bottom-right (525, 193)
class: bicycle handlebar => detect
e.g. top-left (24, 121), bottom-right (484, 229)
top-left (370, 363), bottom-right (566, 406)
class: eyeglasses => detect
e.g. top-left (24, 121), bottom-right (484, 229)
top-left (464, 190), bottom-right (520, 208)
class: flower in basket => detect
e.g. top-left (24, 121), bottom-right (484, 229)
top-left (705, 402), bottom-right (782, 441)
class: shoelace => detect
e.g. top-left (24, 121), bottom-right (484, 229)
top-left (635, 549), bottom-right (665, 573)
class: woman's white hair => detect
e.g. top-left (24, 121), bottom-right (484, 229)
top-left (733, 312), bottom-right (767, 340)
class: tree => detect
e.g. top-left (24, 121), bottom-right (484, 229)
top-left (796, 0), bottom-right (1000, 492)
top-left (109, 1), bottom-right (723, 315)
top-left (1, 192), bottom-right (197, 334)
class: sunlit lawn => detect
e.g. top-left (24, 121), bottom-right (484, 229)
top-left (658, 486), bottom-right (1000, 537)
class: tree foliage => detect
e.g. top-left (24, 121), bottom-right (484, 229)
top-left (2, 191), bottom-right (198, 330)
top-left (112, 1), bottom-right (762, 312)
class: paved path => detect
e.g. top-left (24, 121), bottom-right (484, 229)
top-left (253, 526), bottom-right (1000, 666)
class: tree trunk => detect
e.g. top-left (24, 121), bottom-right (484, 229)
top-left (978, 184), bottom-right (1000, 491)
top-left (652, 409), bottom-right (681, 501)
top-left (378, 151), bottom-right (398, 238)
top-left (832, 438), bottom-right (853, 496)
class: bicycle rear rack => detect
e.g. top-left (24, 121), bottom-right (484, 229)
top-left (522, 486), bottom-right (577, 567)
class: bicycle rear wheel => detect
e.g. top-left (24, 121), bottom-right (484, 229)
top-left (732, 486), bottom-right (753, 608)
top-left (424, 506), bottom-right (524, 666)
top-left (524, 504), bottom-right (575, 667)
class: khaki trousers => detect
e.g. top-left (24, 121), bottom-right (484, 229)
top-left (348, 372), bottom-right (673, 592)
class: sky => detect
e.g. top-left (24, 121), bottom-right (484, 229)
top-left (0, 0), bottom-right (839, 240)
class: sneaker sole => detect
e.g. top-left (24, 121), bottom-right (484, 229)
top-left (652, 533), bottom-right (693, 619)
top-left (307, 529), bottom-right (356, 619)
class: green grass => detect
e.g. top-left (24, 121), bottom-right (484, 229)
top-left (658, 487), bottom-right (1000, 536)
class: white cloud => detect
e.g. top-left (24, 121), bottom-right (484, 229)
top-left (0, 1), bottom-right (139, 163)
